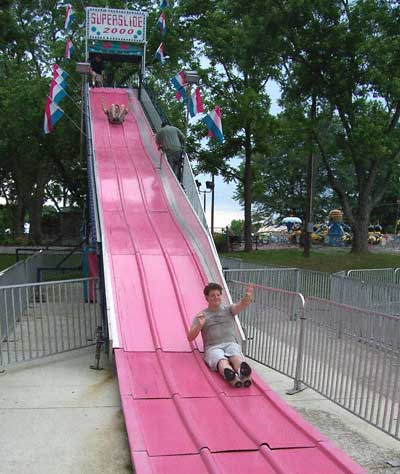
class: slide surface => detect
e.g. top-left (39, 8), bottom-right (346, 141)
top-left (90, 88), bottom-right (365, 474)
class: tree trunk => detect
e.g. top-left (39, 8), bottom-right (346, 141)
top-left (244, 127), bottom-right (253, 252)
top-left (351, 217), bottom-right (369, 253)
top-left (28, 187), bottom-right (45, 245)
top-left (11, 202), bottom-right (25, 237)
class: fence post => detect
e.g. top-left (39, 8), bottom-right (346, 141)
top-left (287, 293), bottom-right (307, 395)
top-left (295, 268), bottom-right (300, 293)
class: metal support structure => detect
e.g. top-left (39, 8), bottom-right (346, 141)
top-left (303, 94), bottom-right (316, 258)
top-left (287, 296), bottom-right (307, 395)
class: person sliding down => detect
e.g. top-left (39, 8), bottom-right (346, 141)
top-left (101, 98), bottom-right (128, 124)
top-left (188, 282), bottom-right (254, 388)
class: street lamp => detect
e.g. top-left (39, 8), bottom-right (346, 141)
top-left (195, 179), bottom-right (215, 232)
top-left (183, 70), bottom-right (200, 155)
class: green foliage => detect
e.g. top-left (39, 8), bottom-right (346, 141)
top-left (213, 231), bottom-right (228, 252)
top-left (229, 219), bottom-right (244, 237)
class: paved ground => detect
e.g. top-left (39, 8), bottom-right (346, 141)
top-left (1, 347), bottom-right (400, 473)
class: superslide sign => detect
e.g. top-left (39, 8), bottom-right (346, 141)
top-left (86, 7), bottom-right (147, 43)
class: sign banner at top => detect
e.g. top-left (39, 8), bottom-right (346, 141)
top-left (86, 7), bottom-right (147, 43)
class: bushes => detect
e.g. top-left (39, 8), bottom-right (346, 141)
top-left (213, 232), bottom-right (228, 252)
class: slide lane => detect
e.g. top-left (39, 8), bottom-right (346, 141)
top-left (89, 88), bottom-right (365, 474)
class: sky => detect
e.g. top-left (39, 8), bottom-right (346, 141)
top-left (197, 80), bottom-right (282, 229)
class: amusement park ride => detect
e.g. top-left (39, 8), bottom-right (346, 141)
top-left (78, 6), bottom-right (366, 473)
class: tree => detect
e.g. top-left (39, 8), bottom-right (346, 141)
top-left (179, 0), bottom-right (282, 251)
top-left (278, 0), bottom-right (400, 252)
top-left (233, 108), bottom-right (342, 224)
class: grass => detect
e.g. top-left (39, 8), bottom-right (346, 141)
top-left (220, 248), bottom-right (400, 273)
top-left (0, 254), bottom-right (22, 271)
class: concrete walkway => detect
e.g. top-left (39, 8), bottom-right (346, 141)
top-left (0, 348), bottom-right (399, 473)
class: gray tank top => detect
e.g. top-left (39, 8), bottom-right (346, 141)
top-left (200, 304), bottom-right (239, 348)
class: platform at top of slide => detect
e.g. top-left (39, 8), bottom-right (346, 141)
top-left (89, 87), bottom-right (365, 474)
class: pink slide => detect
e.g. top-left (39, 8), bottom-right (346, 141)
top-left (90, 88), bottom-right (365, 474)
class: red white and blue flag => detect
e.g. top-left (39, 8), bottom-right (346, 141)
top-left (43, 97), bottom-right (64, 134)
top-left (203, 106), bottom-right (224, 143)
top-left (189, 87), bottom-right (204, 118)
top-left (170, 70), bottom-right (187, 102)
top-left (157, 12), bottom-right (167, 37)
top-left (49, 79), bottom-right (66, 104)
top-left (160, 0), bottom-right (169, 9)
top-left (64, 4), bottom-right (75, 30)
top-left (155, 43), bottom-right (165, 64)
top-left (52, 64), bottom-right (68, 84)
top-left (65, 38), bottom-right (74, 59)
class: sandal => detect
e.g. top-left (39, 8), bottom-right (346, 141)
top-left (239, 361), bottom-right (252, 388)
top-left (224, 368), bottom-right (242, 388)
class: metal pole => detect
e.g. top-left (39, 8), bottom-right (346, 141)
top-left (183, 84), bottom-right (191, 156)
top-left (203, 190), bottom-right (206, 213)
top-left (80, 76), bottom-right (84, 165)
top-left (303, 94), bottom-right (316, 258)
top-left (211, 174), bottom-right (215, 235)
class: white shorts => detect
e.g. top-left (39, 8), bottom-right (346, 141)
top-left (204, 342), bottom-right (244, 371)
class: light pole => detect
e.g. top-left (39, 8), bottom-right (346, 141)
top-left (183, 70), bottom-right (200, 157)
top-left (195, 180), bottom-right (214, 221)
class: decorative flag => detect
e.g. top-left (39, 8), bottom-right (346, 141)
top-left (189, 87), bottom-right (204, 118)
top-left (170, 70), bottom-right (187, 103)
top-left (65, 38), bottom-right (75, 59)
top-left (155, 43), bottom-right (165, 64)
top-left (203, 106), bottom-right (224, 143)
top-left (160, 0), bottom-right (169, 9)
top-left (53, 64), bottom-right (68, 82)
top-left (170, 70), bottom-right (187, 91)
top-left (157, 12), bottom-right (167, 37)
top-left (49, 79), bottom-right (66, 104)
top-left (44, 98), bottom-right (64, 134)
top-left (175, 89), bottom-right (186, 103)
top-left (64, 4), bottom-right (75, 30)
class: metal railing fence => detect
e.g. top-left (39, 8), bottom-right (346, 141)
top-left (224, 268), bottom-right (331, 300)
top-left (301, 297), bottom-right (400, 438)
top-left (347, 268), bottom-right (400, 286)
top-left (0, 278), bottom-right (100, 368)
top-left (223, 262), bottom-right (400, 316)
top-left (181, 154), bottom-right (208, 230)
top-left (229, 280), bottom-right (305, 380)
top-left (331, 274), bottom-right (400, 316)
top-left (140, 85), bottom-right (163, 131)
top-left (221, 256), bottom-right (277, 270)
top-left (224, 268), bottom-right (298, 293)
top-left (227, 280), bottom-right (400, 439)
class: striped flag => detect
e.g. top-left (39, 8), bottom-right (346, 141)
top-left (53, 64), bottom-right (68, 82)
top-left (64, 4), bottom-right (75, 30)
top-left (44, 98), bottom-right (64, 134)
top-left (65, 38), bottom-right (75, 59)
top-left (203, 106), bottom-right (224, 143)
top-left (170, 70), bottom-right (187, 103)
top-left (49, 79), bottom-right (66, 104)
top-left (160, 0), bottom-right (169, 9)
top-left (155, 43), bottom-right (165, 64)
top-left (189, 87), bottom-right (204, 118)
top-left (157, 12), bottom-right (167, 37)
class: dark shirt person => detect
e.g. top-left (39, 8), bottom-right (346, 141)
top-left (90, 54), bottom-right (105, 87)
top-left (155, 121), bottom-right (185, 180)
